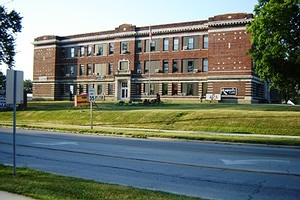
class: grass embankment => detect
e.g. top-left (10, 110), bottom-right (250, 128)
top-left (0, 165), bottom-right (201, 200)
top-left (1, 101), bottom-right (300, 145)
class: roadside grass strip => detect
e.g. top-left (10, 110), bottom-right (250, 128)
top-left (0, 165), bottom-right (202, 200)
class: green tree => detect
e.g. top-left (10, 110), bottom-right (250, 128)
top-left (0, 5), bottom-right (22, 68)
top-left (247, 0), bottom-right (300, 102)
top-left (24, 79), bottom-right (32, 93)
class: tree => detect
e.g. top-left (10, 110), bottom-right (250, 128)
top-left (247, 0), bottom-right (300, 102)
top-left (0, 5), bottom-right (22, 68)
top-left (24, 79), bottom-right (32, 93)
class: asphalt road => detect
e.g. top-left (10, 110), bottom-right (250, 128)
top-left (0, 127), bottom-right (300, 200)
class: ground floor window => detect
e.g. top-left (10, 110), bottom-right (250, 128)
top-left (202, 82), bottom-right (207, 97)
top-left (253, 82), bottom-right (265, 98)
top-left (172, 83), bottom-right (178, 95)
top-left (97, 84), bottom-right (104, 95)
top-left (143, 83), bottom-right (159, 95)
top-left (78, 84), bottom-right (84, 94)
top-left (150, 83), bottom-right (159, 95)
top-left (181, 83), bottom-right (198, 96)
top-left (133, 83), bottom-right (141, 95)
top-left (162, 83), bottom-right (168, 95)
top-left (107, 83), bottom-right (113, 95)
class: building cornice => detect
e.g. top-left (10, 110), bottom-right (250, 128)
top-left (32, 13), bottom-right (252, 46)
top-left (32, 24), bottom-right (209, 46)
top-left (208, 18), bottom-right (252, 27)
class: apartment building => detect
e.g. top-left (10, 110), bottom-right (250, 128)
top-left (32, 13), bottom-right (266, 103)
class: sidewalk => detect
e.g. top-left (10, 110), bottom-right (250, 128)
top-left (0, 191), bottom-right (34, 200)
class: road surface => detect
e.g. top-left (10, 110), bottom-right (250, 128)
top-left (0, 127), bottom-right (300, 200)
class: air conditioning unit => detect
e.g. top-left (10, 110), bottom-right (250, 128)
top-left (155, 69), bottom-right (160, 73)
top-left (122, 50), bottom-right (129, 54)
top-left (193, 69), bottom-right (199, 73)
top-left (183, 46), bottom-right (188, 50)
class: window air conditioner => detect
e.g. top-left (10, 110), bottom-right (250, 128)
top-left (183, 46), bottom-right (188, 50)
top-left (122, 50), bottom-right (129, 54)
top-left (155, 69), bottom-right (160, 73)
top-left (193, 69), bottom-right (199, 73)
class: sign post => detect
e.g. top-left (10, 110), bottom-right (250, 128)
top-left (88, 86), bottom-right (95, 129)
top-left (6, 69), bottom-right (24, 176)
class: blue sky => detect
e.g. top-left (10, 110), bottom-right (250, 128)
top-left (1, 0), bottom-right (258, 79)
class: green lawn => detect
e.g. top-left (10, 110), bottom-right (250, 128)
top-left (1, 101), bottom-right (300, 145)
top-left (0, 165), bottom-right (201, 200)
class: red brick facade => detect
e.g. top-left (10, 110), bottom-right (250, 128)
top-left (32, 13), bottom-right (266, 103)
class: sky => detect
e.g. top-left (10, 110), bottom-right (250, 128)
top-left (0, 0), bottom-right (258, 80)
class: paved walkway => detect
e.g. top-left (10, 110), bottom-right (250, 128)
top-left (0, 191), bottom-right (34, 200)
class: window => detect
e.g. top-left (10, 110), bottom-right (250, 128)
top-left (108, 83), bottom-right (113, 95)
top-left (163, 60), bottom-right (169, 73)
top-left (70, 47), bottom-right (75, 58)
top-left (95, 44), bottom-right (104, 56)
top-left (108, 63), bottom-right (113, 75)
top-left (203, 34), bottom-right (208, 49)
top-left (202, 58), bottom-right (208, 72)
top-left (136, 62), bottom-right (141, 74)
top-left (87, 64), bottom-right (93, 75)
top-left (97, 84), bottom-right (103, 95)
top-left (162, 83), bottom-right (168, 95)
top-left (65, 65), bottom-right (76, 77)
top-left (80, 46), bottom-right (85, 57)
top-left (150, 41), bottom-right (155, 52)
top-left (145, 60), bottom-right (160, 73)
top-left (94, 63), bottom-right (107, 76)
top-left (163, 38), bottom-right (169, 51)
top-left (173, 37), bottom-right (179, 51)
top-left (109, 43), bottom-right (114, 55)
top-left (134, 83), bottom-right (141, 95)
top-left (119, 61), bottom-right (129, 71)
top-left (172, 60), bottom-right (178, 73)
top-left (182, 59), bottom-right (200, 72)
top-left (172, 83), bottom-right (178, 95)
top-left (136, 40), bottom-right (142, 53)
top-left (79, 84), bottom-right (84, 94)
top-left (70, 65), bottom-right (76, 76)
top-left (61, 48), bottom-right (66, 58)
top-left (188, 61), bottom-right (194, 72)
top-left (202, 82), bottom-right (208, 97)
top-left (121, 41), bottom-right (129, 54)
top-left (183, 36), bottom-right (199, 50)
top-left (181, 83), bottom-right (198, 96)
top-left (87, 45), bottom-right (92, 56)
top-left (188, 37), bottom-right (194, 49)
top-left (145, 39), bottom-right (160, 52)
top-left (79, 64), bottom-right (84, 76)
top-left (149, 83), bottom-right (159, 95)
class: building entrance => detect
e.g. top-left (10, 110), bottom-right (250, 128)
top-left (120, 81), bottom-right (128, 100)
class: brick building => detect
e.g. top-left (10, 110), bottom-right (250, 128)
top-left (32, 13), bottom-right (267, 103)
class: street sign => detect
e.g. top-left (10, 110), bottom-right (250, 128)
top-left (5, 69), bottom-right (24, 177)
top-left (88, 87), bottom-right (95, 102)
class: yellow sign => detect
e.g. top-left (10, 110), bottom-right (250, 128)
top-left (74, 94), bottom-right (89, 107)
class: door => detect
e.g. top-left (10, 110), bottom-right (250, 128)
top-left (120, 81), bottom-right (128, 100)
